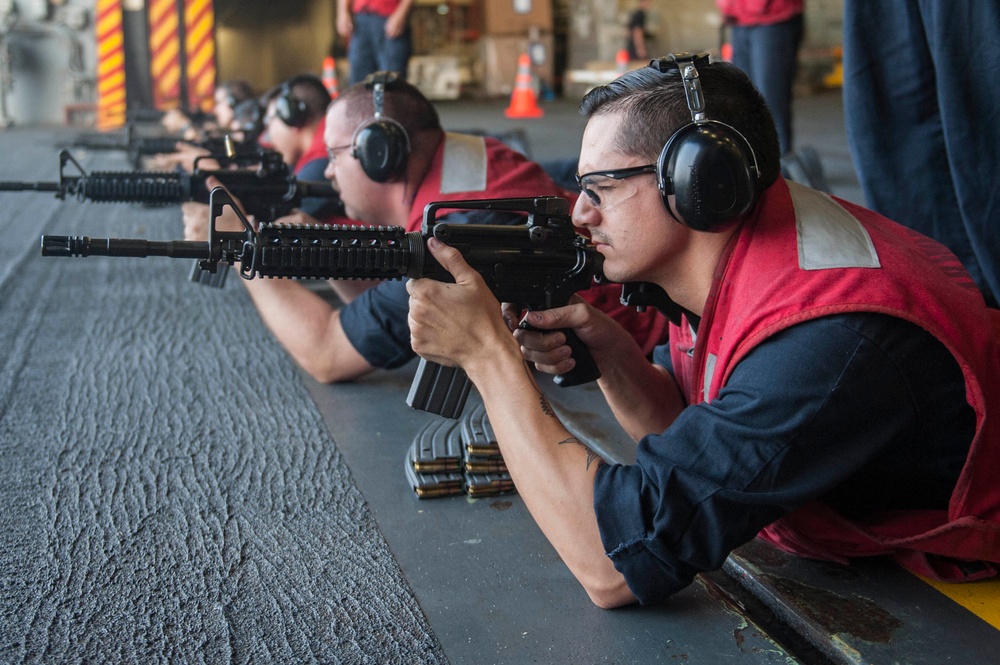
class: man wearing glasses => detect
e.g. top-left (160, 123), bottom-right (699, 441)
top-left (407, 56), bottom-right (1000, 607)
top-left (184, 73), bottom-right (668, 384)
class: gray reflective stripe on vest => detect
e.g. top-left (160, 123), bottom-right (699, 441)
top-left (788, 180), bottom-right (881, 270)
top-left (703, 353), bottom-right (717, 403)
top-left (440, 132), bottom-right (487, 194)
top-left (703, 183), bottom-right (881, 399)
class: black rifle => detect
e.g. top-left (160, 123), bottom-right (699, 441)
top-left (71, 124), bottom-right (263, 168)
top-left (4, 149), bottom-right (343, 286)
top-left (0, 148), bottom-right (335, 216)
top-left (41, 192), bottom-right (604, 419)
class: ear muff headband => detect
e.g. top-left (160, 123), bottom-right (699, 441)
top-left (351, 71), bottom-right (410, 183)
top-left (651, 53), bottom-right (760, 231)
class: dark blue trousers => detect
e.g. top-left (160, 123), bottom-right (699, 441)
top-left (729, 14), bottom-right (804, 157)
top-left (843, 1), bottom-right (1000, 307)
top-left (347, 12), bottom-right (412, 85)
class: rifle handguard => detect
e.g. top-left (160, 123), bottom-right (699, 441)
top-left (41, 194), bottom-right (609, 419)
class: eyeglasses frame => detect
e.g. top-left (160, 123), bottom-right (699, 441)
top-left (574, 163), bottom-right (658, 206)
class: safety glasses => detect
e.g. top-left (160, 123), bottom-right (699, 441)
top-left (575, 164), bottom-right (657, 209)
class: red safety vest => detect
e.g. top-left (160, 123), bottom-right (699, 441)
top-left (294, 115), bottom-right (328, 175)
top-left (716, 0), bottom-right (803, 26)
top-left (410, 133), bottom-right (669, 355)
top-left (669, 179), bottom-right (1000, 581)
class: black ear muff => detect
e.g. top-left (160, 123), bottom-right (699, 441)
top-left (275, 84), bottom-right (309, 128)
top-left (353, 121), bottom-right (409, 182)
top-left (352, 71), bottom-right (410, 183)
top-left (657, 121), bottom-right (757, 231)
top-left (651, 52), bottom-right (759, 231)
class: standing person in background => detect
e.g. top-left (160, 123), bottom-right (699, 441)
top-left (337, 0), bottom-right (413, 84)
top-left (842, 1), bottom-right (1000, 308)
top-left (717, 0), bottom-right (804, 158)
top-left (625, 0), bottom-right (653, 61)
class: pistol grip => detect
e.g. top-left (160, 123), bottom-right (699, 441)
top-left (552, 327), bottom-right (601, 387)
top-left (406, 358), bottom-right (472, 419)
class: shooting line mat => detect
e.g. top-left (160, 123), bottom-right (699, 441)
top-left (0, 130), bottom-right (445, 663)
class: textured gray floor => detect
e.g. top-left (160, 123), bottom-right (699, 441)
top-left (0, 131), bottom-right (445, 664)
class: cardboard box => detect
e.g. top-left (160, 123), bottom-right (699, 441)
top-left (483, 0), bottom-right (553, 36)
top-left (408, 55), bottom-right (471, 100)
top-left (478, 33), bottom-right (554, 97)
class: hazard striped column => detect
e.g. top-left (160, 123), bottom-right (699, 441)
top-left (147, 0), bottom-right (182, 111)
top-left (183, 0), bottom-right (216, 113)
top-left (96, 0), bottom-right (127, 129)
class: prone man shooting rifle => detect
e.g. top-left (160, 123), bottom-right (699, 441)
top-left (41, 192), bottom-right (606, 419)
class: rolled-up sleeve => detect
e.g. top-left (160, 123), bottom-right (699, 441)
top-left (594, 463), bottom-right (699, 603)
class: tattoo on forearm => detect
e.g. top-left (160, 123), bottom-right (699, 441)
top-left (521, 365), bottom-right (599, 468)
top-left (539, 395), bottom-right (555, 417)
top-left (524, 364), bottom-right (556, 418)
top-left (558, 436), bottom-right (601, 470)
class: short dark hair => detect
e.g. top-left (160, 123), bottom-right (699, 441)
top-left (263, 74), bottom-right (332, 123)
top-left (335, 76), bottom-right (442, 141)
top-left (579, 58), bottom-right (781, 192)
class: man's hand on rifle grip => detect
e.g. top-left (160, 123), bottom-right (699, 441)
top-left (513, 298), bottom-right (623, 379)
top-left (406, 237), bottom-right (520, 375)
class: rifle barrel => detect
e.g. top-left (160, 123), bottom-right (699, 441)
top-left (0, 181), bottom-right (61, 192)
top-left (41, 235), bottom-right (208, 260)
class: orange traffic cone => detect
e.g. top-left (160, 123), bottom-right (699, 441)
top-left (322, 56), bottom-right (339, 98)
top-left (720, 42), bottom-right (733, 62)
top-left (615, 49), bottom-right (630, 77)
top-left (504, 53), bottom-right (544, 119)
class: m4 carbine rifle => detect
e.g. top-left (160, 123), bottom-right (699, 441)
top-left (71, 124), bottom-right (263, 168)
top-left (0, 148), bottom-right (338, 219)
top-left (4, 149), bottom-right (343, 286)
top-left (41, 193), bottom-right (604, 419)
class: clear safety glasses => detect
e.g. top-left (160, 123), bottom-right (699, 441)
top-left (575, 163), bottom-right (656, 209)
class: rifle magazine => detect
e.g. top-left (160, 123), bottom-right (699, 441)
top-left (406, 358), bottom-right (472, 419)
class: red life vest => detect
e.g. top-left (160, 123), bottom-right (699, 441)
top-left (294, 115), bottom-right (328, 175)
top-left (409, 133), bottom-right (669, 355)
top-left (669, 179), bottom-right (1000, 581)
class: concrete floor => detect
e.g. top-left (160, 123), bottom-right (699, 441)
top-left (432, 87), bottom-right (864, 207)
